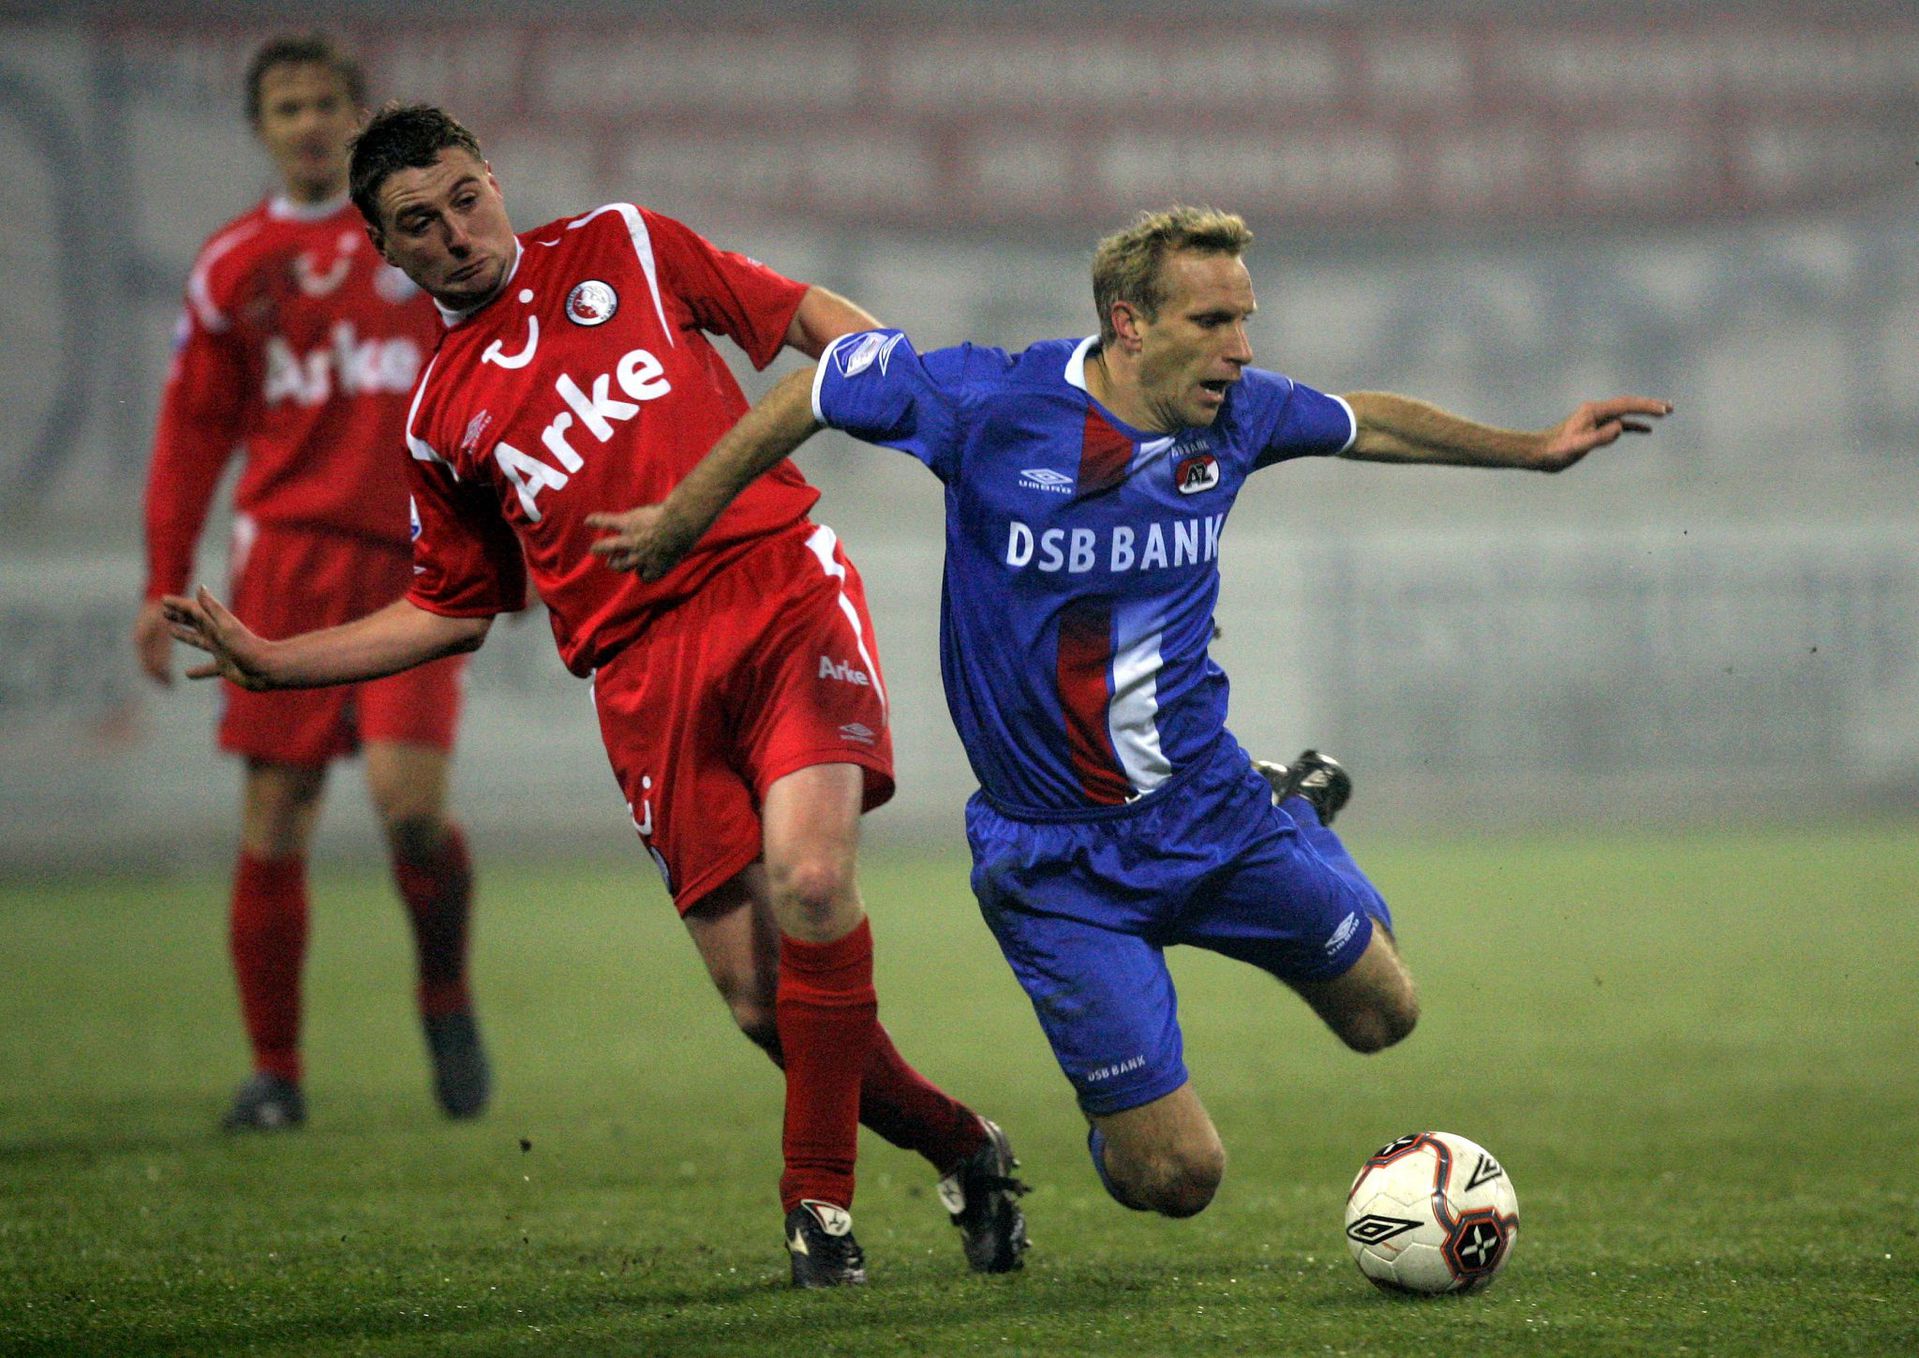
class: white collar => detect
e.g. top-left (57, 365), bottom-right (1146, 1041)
top-left (1064, 335), bottom-right (1100, 392)
top-left (266, 191), bottom-right (350, 222)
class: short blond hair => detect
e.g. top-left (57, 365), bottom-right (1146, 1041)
top-left (1091, 207), bottom-right (1253, 347)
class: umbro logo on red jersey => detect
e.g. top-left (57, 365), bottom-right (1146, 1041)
top-left (459, 410), bottom-right (494, 455)
top-left (838, 723), bottom-right (877, 745)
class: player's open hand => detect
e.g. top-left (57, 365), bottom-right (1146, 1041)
top-left (586, 503), bottom-right (700, 581)
top-left (1535, 396), bottom-right (1673, 471)
top-left (160, 587), bottom-right (276, 690)
top-left (133, 599), bottom-right (175, 687)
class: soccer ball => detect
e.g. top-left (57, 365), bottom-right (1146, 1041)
top-left (1344, 1131), bottom-right (1519, 1296)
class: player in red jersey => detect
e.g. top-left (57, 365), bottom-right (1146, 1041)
top-left (135, 40), bottom-right (488, 1132)
top-left (162, 103), bottom-right (1027, 1287)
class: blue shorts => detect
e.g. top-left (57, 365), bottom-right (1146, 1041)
top-left (965, 735), bottom-right (1392, 1117)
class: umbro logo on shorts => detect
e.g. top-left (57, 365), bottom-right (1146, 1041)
top-left (838, 722), bottom-right (876, 745)
top-left (1324, 910), bottom-right (1360, 955)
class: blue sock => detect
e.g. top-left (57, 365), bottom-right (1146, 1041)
top-left (1087, 1125), bottom-right (1148, 1211)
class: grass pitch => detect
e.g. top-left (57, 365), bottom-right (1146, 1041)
top-left (1, 823), bottom-right (1914, 1356)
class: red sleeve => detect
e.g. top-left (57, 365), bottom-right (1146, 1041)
top-left (640, 208), bottom-right (808, 370)
top-left (141, 306), bottom-right (247, 600)
top-left (404, 453), bottom-right (527, 618)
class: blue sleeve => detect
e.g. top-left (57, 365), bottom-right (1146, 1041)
top-left (812, 329), bottom-right (971, 482)
top-left (1248, 372), bottom-right (1357, 470)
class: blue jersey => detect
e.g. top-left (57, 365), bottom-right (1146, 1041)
top-left (813, 331), bottom-right (1354, 817)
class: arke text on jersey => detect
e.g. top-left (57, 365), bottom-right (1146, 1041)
top-left (489, 347), bottom-right (673, 521)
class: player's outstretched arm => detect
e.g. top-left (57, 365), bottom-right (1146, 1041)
top-left (161, 589), bottom-right (492, 691)
top-left (1342, 391), bottom-right (1673, 471)
top-left (784, 286), bottom-right (881, 359)
top-left (588, 368), bottom-right (823, 580)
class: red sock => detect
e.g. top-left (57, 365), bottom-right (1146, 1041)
top-left (392, 824), bottom-right (474, 1017)
top-left (775, 918), bottom-right (879, 1213)
top-left (859, 1025), bottom-right (988, 1173)
top-left (230, 850), bottom-right (308, 1083)
top-left (757, 1027), bottom-right (985, 1172)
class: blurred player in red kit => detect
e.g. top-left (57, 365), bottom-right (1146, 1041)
top-left (135, 38), bottom-right (488, 1131)
top-left (162, 102), bottom-right (1027, 1286)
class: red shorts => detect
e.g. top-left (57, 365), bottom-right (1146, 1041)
top-left (218, 517), bottom-right (468, 765)
top-left (591, 522), bottom-right (895, 912)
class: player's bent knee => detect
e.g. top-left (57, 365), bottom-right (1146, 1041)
top-left (1342, 995), bottom-right (1419, 1054)
top-left (1141, 1145), bottom-right (1226, 1218)
top-left (767, 855), bottom-right (857, 931)
top-left (1109, 1131), bottom-right (1226, 1218)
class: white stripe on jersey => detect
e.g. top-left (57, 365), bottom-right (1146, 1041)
top-left (571, 204), bottom-right (674, 347)
top-left (1329, 393), bottom-right (1359, 455)
top-left (228, 513), bottom-right (260, 589)
top-left (803, 523), bottom-right (888, 725)
top-left (1135, 434), bottom-right (1177, 474)
top-left (812, 333), bottom-right (860, 423)
top-left (1108, 621), bottom-right (1173, 794)
top-left (404, 353), bottom-right (455, 473)
top-left (186, 220), bottom-right (263, 333)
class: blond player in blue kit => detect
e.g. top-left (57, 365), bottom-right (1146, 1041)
top-left (589, 206), bottom-right (1673, 1222)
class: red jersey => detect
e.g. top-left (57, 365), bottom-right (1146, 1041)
top-left (403, 204), bottom-right (815, 675)
top-left (142, 195), bottom-right (443, 601)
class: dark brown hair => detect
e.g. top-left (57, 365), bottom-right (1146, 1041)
top-left (245, 33), bottom-right (365, 125)
top-left (348, 103), bottom-right (486, 229)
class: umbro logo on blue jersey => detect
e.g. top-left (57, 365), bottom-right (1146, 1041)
top-left (836, 332), bottom-right (903, 378)
top-left (1018, 468), bottom-right (1074, 495)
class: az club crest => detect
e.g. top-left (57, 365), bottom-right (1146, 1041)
top-left (565, 280), bottom-right (618, 326)
top-left (1176, 452), bottom-right (1220, 494)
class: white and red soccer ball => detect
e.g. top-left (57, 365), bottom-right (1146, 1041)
top-left (1344, 1130), bottom-right (1520, 1295)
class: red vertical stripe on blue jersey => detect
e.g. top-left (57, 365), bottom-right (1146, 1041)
top-left (1056, 598), bottom-right (1132, 805)
top-left (1077, 405), bottom-right (1133, 497)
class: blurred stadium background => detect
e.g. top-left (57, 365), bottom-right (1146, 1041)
top-left (2, 0), bottom-right (1916, 871)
